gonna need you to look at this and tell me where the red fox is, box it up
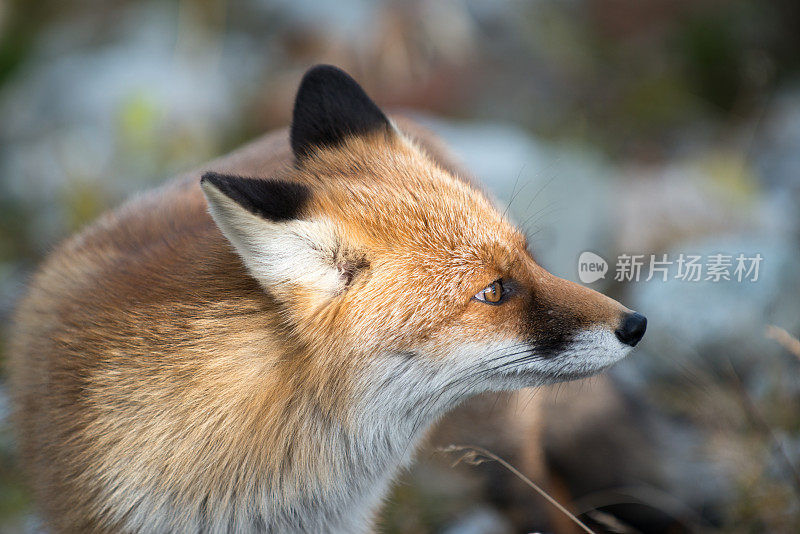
[8,65,646,533]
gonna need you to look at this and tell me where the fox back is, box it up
[8,65,646,533]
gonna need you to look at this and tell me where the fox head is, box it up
[201,65,645,422]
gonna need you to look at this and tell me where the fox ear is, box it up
[201,172,347,298]
[290,65,391,161]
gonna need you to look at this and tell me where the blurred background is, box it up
[1,0,800,532]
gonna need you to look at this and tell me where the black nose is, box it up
[615,312,647,347]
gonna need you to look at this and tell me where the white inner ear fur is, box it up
[202,181,345,298]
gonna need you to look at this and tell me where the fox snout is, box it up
[500,266,646,381]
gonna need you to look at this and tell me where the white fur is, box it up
[531,329,634,379]
[352,329,632,436]
[202,181,344,298]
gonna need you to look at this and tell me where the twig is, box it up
[765,325,800,361]
[439,444,597,534]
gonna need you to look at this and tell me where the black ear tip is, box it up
[296,65,369,99]
[290,64,390,160]
[299,64,354,85]
[200,171,222,186]
[200,172,311,222]
[200,172,237,193]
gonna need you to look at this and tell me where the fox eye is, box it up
[474,280,506,305]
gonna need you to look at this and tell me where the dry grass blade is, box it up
[585,509,640,534]
[439,444,597,534]
[765,325,800,360]
[725,358,800,498]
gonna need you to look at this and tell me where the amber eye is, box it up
[474,280,505,305]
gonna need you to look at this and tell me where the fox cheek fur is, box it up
[8,65,645,533]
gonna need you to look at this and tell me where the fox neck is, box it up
[247,350,460,533]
